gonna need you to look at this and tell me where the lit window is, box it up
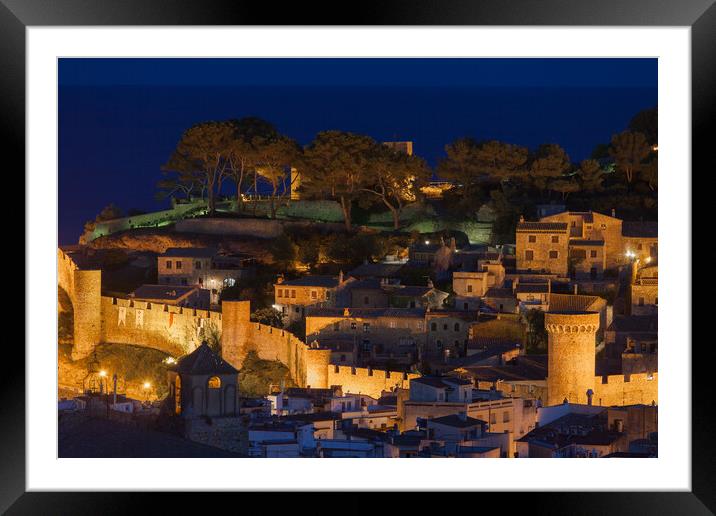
[176,261,182,270]
[363,323,370,333]
[525,250,534,261]
[528,235,536,243]
[467,284,473,293]
[549,250,559,259]
[311,290,317,300]
[166,260,172,269]
[208,376,221,389]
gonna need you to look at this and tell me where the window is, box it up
[208,376,221,389]
[590,250,598,258]
[443,323,448,331]
[467,284,473,293]
[326,291,331,300]
[311,290,317,300]
[350,322,357,330]
[363,323,370,333]
[601,224,607,229]
[166,260,172,269]
[291,290,296,298]
[295,307,300,313]
[176,261,182,269]
[528,235,537,243]
[181,278,188,286]
[490,413,497,424]
[334,322,340,331]
[277,289,283,298]
[389,320,396,328]
[431,322,437,331]
[454,323,460,332]
[551,236,559,243]
[364,296,370,306]
[503,411,511,423]
[436,340,443,348]
[525,250,534,261]
[638,297,645,306]
[195,261,202,270]
[637,243,643,250]
[549,250,559,259]
[463,302,468,310]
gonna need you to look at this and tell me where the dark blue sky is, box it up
[59,58,657,244]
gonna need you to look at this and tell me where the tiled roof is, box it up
[465,355,548,382]
[160,247,217,258]
[279,275,340,288]
[622,221,658,238]
[517,222,568,232]
[607,315,658,333]
[548,293,605,313]
[131,284,197,301]
[429,414,486,428]
[485,287,515,299]
[173,342,238,375]
[306,307,425,318]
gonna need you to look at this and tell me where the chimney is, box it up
[519,214,525,222]
[611,208,616,218]
[573,284,578,295]
[277,275,284,284]
[427,278,434,288]
[338,270,344,285]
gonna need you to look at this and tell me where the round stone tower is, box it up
[545,312,600,406]
[71,269,102,360]
[304,343,332,389]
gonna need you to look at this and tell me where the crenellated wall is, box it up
[593,372,658,406]
[101,296,222,357]
[326,365,419,399]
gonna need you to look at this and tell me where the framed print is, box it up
[5,0,712,512]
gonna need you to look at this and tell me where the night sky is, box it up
[58,58,657,244]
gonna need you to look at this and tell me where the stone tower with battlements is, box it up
[545,312,600,406]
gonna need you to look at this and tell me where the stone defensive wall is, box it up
[592,372,658,406]
[59,249,415,392]
[101,297,222,357]
[327,365,419,399]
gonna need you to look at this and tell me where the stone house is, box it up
[515,220,569,276]
[274,274,346,323]
[157,247,255,305]
[631,263,658,315]
[425,310,475,360]
[305,307,426,362]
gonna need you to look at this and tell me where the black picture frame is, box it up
[4,0,709,513]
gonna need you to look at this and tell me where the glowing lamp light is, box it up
[424,240,430,245]
[143,381,151,390]
[645,257,651,263]
[99,370,107,378]
[163,356,177,365]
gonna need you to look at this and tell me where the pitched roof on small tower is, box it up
[173,341,238,375]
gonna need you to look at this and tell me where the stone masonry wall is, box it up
[327,365,418,399]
